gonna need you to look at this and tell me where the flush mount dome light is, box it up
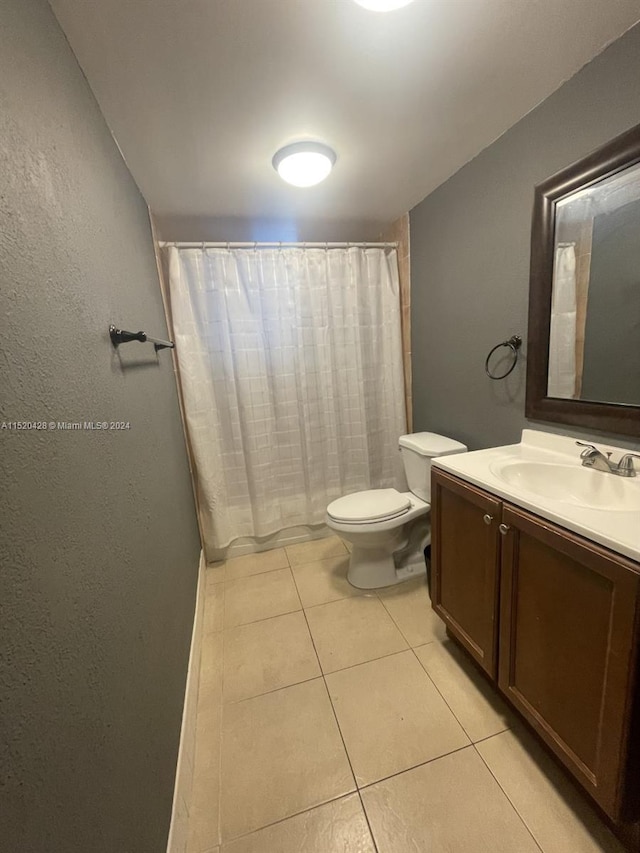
[272,142,336,188]
[353,0,414,9]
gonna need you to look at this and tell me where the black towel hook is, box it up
[109,324,174,352]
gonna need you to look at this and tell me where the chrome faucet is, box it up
[576,442,640,478]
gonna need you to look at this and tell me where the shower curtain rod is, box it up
[159,240,398,249]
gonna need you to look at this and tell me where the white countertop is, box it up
[432,429,640,563]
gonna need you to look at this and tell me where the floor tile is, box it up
[376,576,446,647]
[477,728,624,853]
[326,651,469,785]
[415,639,514,742]
[223,611,320,703]
[220,794,375,853]
[285,535,347,567]
[224,568,300,628]
[205,562,226,586]
[223,548,289,581]
[220,679,355,840]
[291,554,362,608]
[305,596,408,673]
[361,747,540,853]
[172,795,190,853]
[188,703,222,852]
[204,583,224,635]
[198,631,224,715]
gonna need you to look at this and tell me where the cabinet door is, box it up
[499,504,639,818]
[431,469,502,678]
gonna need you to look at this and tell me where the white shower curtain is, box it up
[168,246,407,557]
[547,244,577,398]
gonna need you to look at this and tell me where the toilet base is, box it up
[347,547,427,590]
[396,561,427,583]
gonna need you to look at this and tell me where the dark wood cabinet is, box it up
[431,469,501,677]
[431,468,640,829]
[499,504,639,817]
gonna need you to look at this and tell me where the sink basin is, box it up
[490,460,640,512]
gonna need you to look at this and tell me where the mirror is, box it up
[526,123,640,438]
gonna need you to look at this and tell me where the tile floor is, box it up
[187,535,624,853]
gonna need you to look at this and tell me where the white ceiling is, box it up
[50,0,640,237]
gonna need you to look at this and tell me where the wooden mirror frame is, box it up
[525,122,640,439]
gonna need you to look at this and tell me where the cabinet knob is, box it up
[483,514,493,525]
[499,523,511,535]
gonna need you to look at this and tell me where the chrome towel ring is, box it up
[485,335,522,380]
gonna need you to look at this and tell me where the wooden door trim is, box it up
[431,468,502,510]
[502,505,640,577]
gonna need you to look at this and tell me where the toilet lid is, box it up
[327,489,411,523]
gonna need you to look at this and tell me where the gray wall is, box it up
[410,22,640,451]
[0,1,201,851]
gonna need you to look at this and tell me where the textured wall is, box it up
[0,0,201,850]
[410,23,640,451]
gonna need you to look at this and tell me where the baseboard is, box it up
[210,524,333,561]
[166,550,206,853]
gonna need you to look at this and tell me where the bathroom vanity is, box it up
[430,430,640,847]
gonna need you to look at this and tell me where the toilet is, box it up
[326,432,467,589]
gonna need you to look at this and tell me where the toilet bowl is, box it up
[326,432,467,589]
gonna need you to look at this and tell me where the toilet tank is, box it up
[399,432,467,502]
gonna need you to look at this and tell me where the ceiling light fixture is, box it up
[272,142,336,188]
[353,0,415,10]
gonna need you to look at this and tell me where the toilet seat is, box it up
[327,489,411,525]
